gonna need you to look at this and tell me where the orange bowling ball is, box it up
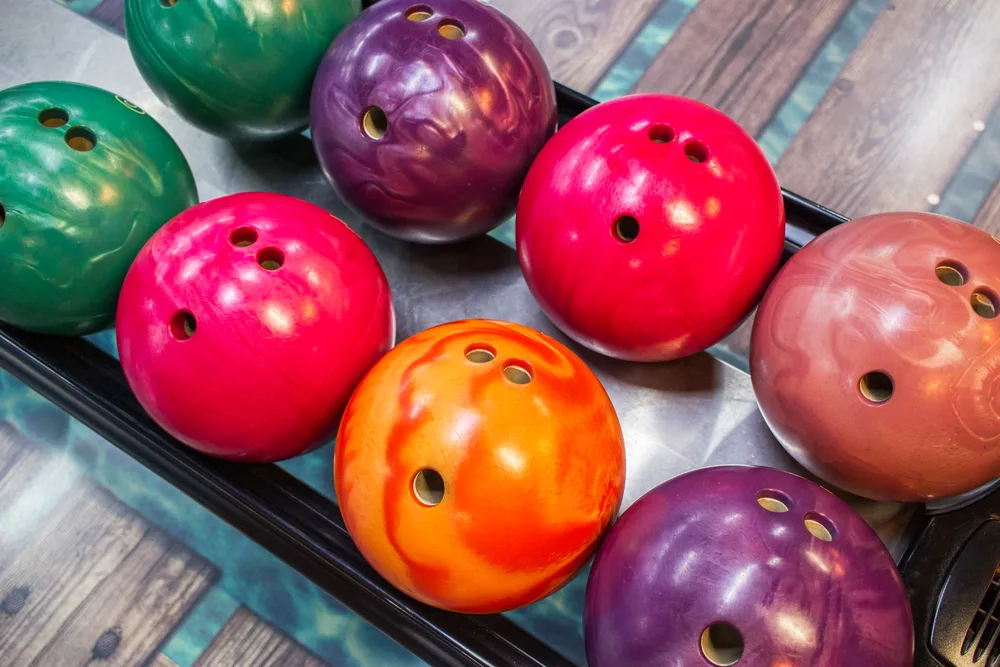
[334,319,626,613]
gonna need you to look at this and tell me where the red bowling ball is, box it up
[117,193,395,462]
[517,94,785,362]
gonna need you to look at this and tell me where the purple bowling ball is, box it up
[585,466,914,667]
[309,0,557,243]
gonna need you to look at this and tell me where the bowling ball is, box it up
[752,212,1000,502]
[125,0,359,140]
[585,466,914,667]
[335,319,625,613]
[0,81,196,336]
[117,192,394,462]
[517,94,785,362]
[310,0,557,243]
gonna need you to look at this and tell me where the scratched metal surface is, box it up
[0,1,917,661]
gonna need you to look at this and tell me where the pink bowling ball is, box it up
[116,192,395,462]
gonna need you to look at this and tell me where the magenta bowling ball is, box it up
[585,466,914,667]
[309,0,557,243]
[116,193,395,462]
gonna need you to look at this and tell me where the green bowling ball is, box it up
[125,0,361,141]
[0,81,197,336]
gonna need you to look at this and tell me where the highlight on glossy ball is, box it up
[125,0,359,139]
[516,93,785,362]
[310,0,558,242]
[117,192,395,463]
[751,212,1000,502]
[334,319,625,613]
[584,466,914,667]
[0,81,196,335]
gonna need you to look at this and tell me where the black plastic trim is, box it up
[902,489,1000,667]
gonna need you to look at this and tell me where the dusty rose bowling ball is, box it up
[751,212,1000,501]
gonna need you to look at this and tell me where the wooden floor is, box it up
[633,0,854,136]
[194,608,326,667]
[0,425,328,667]
[489,0,663,92]
[776,0,1000,219]
[977,182,1000,234]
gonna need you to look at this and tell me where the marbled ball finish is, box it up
[335,319,625,613]
[126,0,359,140]
[751,212,1000,502]
[0,81,196,335]
[516,94,785,362]
[585,466,914,667]
[310,0,557,243]
[117,193,395,462]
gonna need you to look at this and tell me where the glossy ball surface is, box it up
[0,81,196,335]
[752,212,1000,502]
[117,193,394,462]
[310,0,557,242]
[585,466,914,667]
[335,319,625,613]
[517,94,785,361]
[126,0,359,140]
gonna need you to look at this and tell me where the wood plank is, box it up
[0,480,216,666]
[489,0,662,93]
[633,0,853,136]
[0,421,22,470]
[0,449,50,566]
[0,422,46,503]
[35,530,216,666]
[0,423,66,567]
[194,607,327,667]
[776,0,1000,219]
[148,656,180,667]
[0,483,146,664]
[973,180,1000,236]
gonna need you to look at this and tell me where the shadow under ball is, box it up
[310,0,557,243]
[0,81,196,335]
[125,0,360,140]
[751,212,1000,502]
